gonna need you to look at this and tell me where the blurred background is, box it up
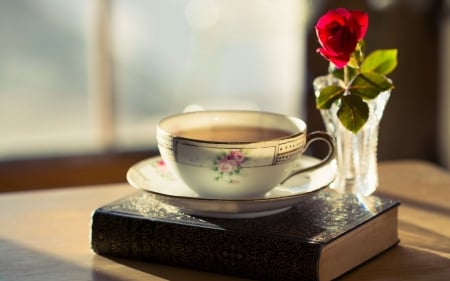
[0,0,448,190]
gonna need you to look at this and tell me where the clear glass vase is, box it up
[313,75,391,195]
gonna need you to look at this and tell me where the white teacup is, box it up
[157,110,335,199]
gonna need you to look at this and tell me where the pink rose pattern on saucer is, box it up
[151,158,176,181]
[213,150,249,184]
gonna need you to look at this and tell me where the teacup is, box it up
[157,110,335,199]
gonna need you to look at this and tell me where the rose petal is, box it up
[351,10,369,41]
[317,47,351,69]
[314,8,368,68]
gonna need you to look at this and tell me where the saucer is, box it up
[126,155,336,218]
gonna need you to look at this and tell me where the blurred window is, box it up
[0,1,92,158]
[0,0,311,160]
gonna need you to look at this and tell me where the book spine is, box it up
[91,210,321,281]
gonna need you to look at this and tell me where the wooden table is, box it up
[1,160,449,280]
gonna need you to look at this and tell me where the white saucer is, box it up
[126,155,336,218]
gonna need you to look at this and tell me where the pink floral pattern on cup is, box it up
[213,150,248,183]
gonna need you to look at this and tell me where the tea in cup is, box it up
[157,110,335,199]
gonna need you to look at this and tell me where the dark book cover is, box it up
[90,189,400,281]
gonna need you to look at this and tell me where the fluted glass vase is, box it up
[313,75,390,196]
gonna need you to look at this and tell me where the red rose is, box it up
[315,8,368,68]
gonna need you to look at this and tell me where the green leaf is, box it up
[337,95,369,133]
[347,56,360,69]
[317,85,345,109]
[361,49,398,75]
[329,64,358,82]
[348,41,365,68]
[350,72,393,99]
[329,64,344,80]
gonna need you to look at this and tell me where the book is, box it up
[90,189,400,281]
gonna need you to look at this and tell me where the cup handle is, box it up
[280,131,336,184]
